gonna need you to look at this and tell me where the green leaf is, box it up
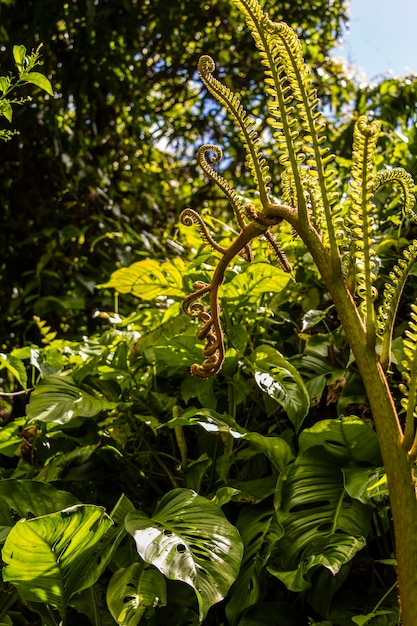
[23,71,53,95]
[0,479,79,543]
[343,466,386,504]
[12,45,26,74]
[0,352,27,389]
[99,258,186,299]
[125,488,244,622]
[226,505,283,624]
[222,262,290,300]
[271,448,372,591]
[166,407,294,471]
[250,345,310,431]
[0,101,13,123]
[2,505,113,613]
[0,416,26,456]
[26,374,118,427]
[107,563,167,625]
[299,416,382,465]
[0,76,9,94]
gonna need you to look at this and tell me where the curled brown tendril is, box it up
[182,280,225,378]
[197,144,253,261]
[180,208,227,255]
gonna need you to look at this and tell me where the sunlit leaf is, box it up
[125,488,243,622]
[26,374,118,427]
[12,45,26,74]
[2,505,113,613]
[0,352,27,389]
[250,345,310,431]
[23,71,53,95]
[99,258,186,300]
[222,262,290,300]
[0,479,79,543]
[107,562,167,625]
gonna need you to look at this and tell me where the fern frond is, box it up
[197,145,246,230]
[344,116,381,342]
[180,208,227,255]
[399,303,417,451]
[264,231,292,272]
[373,167,417,221]
[262,17,339,254]
[231,0,308,223]
[377,239,417,370]
[198,55,271,204]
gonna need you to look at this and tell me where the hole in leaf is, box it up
[325,439,345,448]
[123,596,136,604]
[177,543,186,553]
[290,500,329,513]
[9,508,21,523]
[317,522,332,532]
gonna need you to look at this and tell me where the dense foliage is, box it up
[1,0,417,624]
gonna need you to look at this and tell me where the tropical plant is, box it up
[0,44,52,141]
[178,0,417,623]
[1,1,417,625]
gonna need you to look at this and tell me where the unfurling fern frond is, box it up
[373,167,417,221]
[231,0,308,222]
[198,55,271,203]
[196,144,253,261]
[343,116,381,340]
[377,240,417,370]
[399,304,417,453]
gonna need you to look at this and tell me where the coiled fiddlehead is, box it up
[198,55,271,205]
[197,144,253,261]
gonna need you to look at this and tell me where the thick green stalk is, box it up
[308,234,417,626]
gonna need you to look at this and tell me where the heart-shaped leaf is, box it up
[125,488,243,622]
[2,505,113,615]
[106,562,167,625]
[26,374,117,427]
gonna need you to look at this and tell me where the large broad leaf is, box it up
[26,374,118,427]
[222,262,290,301]
[299,416,382,465]
[125,488,244,623]
[166,407,294,471]
[270,448,372,592]
[2,505,113,614]
[106,562,167,625]
[250,345,310,431]
[0,479,79,543]
[99,258,186,299]
[225,505,283,625]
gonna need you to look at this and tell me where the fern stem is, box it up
[403,350,417,453]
